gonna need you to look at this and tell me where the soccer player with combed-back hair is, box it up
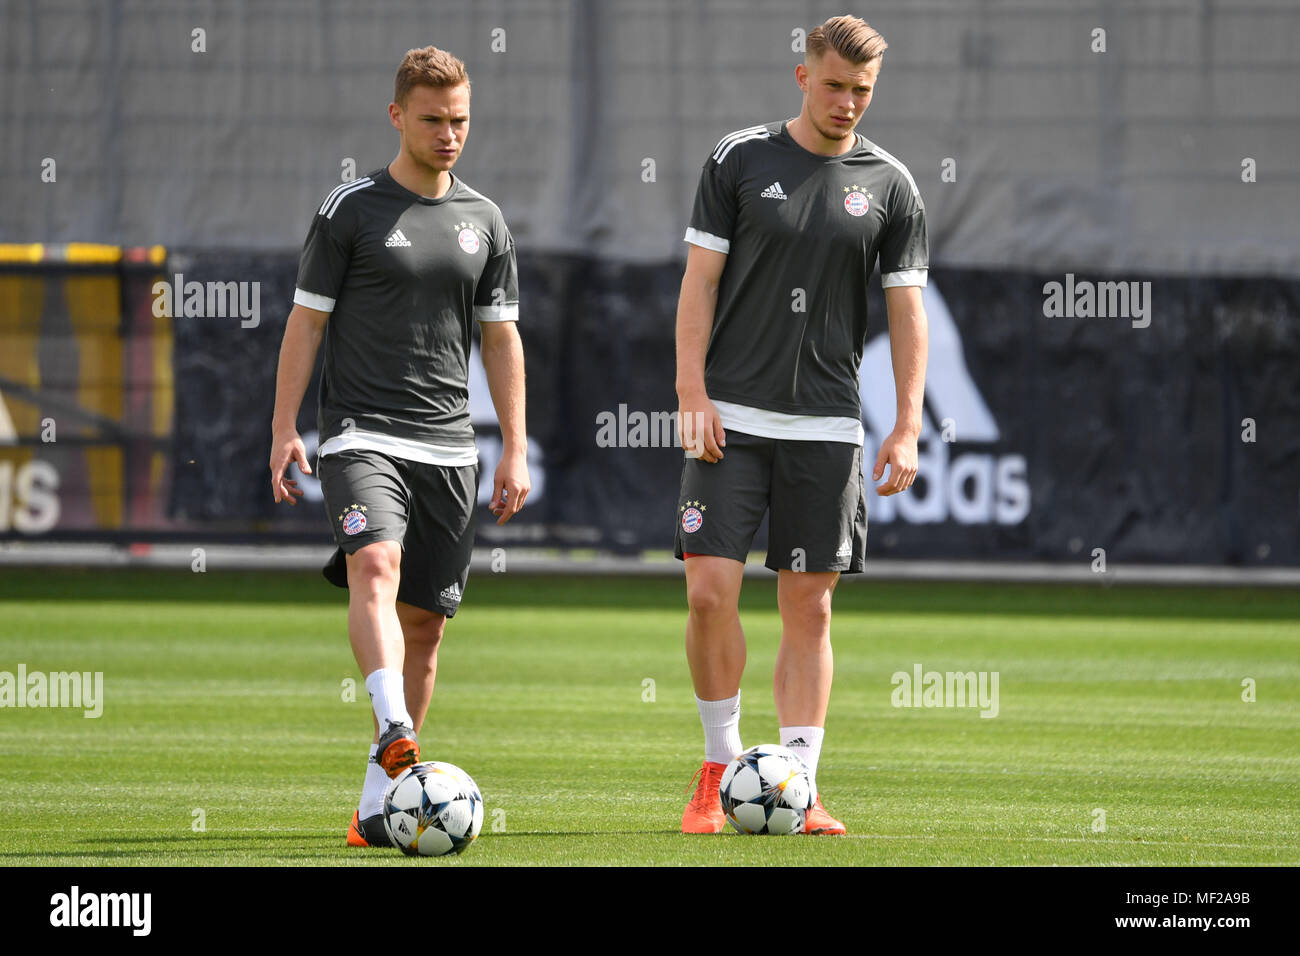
[675,15,929,835]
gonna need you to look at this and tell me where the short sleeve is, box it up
[684,151,738,255]
[879,188,928,288]
[474,217,519,323]
[293,198,354,313]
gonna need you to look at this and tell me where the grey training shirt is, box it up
[685,120,928,421]
[294,166,519,451]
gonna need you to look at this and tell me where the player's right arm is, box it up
[269,303,329,505]
[675,244,728,463]
[273,183,355,503]
[678,131,743,464]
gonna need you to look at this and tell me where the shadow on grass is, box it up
[0,828,686,860]
[479,829,682,837]
[3,569,1297,620]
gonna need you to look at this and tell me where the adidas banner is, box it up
[3,251,1297,566]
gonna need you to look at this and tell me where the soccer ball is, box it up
[719,744,814,835]
[383,761,484,856]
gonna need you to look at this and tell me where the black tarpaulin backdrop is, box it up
[167,250,1300,565]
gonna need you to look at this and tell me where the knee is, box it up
[686,579,737,622]
[403,611,446,655]
[779,586,833,635]
[346,543,401,596]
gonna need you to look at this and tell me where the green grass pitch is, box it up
[1,568,1296,866]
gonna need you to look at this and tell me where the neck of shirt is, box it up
[783,120,864,161]
[384,164,458,204]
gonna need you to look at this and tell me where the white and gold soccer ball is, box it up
[383,761,484,856]
[719,744,814,834]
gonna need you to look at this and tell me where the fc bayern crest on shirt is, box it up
[843,184,872,217]
[339,503,368,536]
[679,499,707,534]
[454,221,482,254]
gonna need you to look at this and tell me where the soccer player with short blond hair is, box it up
[675,15,929,834]
[269,46,529,847]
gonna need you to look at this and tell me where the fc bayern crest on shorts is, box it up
[455,222,481,254]
[680,500,705,534]
[843,185,870,217]
[339,503,368,536]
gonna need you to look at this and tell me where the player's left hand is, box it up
[873,428,919,496]
[490,449,531,525]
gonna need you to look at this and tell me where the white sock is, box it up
[364,668,412,731]
[781,725,825,795]
[359,745,390,819]
[696,692,742,765]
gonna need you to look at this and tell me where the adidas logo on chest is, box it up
[385,228,412,247]
[760,181,788,200]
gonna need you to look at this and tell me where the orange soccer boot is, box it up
[803,793,847,835]
[682,761,729,833]
[375,720,420,779]
[346,809,391,847]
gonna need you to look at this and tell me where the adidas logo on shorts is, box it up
[385,228,412,247]
[760,181,788,200]
[439,582,463,606]
[836,539,853,559]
